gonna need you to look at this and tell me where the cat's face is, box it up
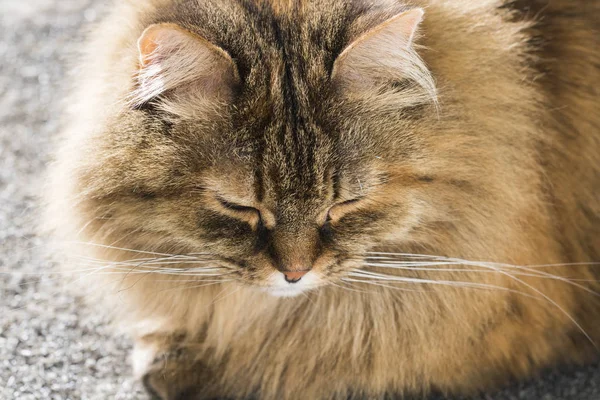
[76,8,438,296]
[180,120,416,296]
[189,153,384,296]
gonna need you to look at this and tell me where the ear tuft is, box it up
[130,23,238,108]
[332,8,436,105]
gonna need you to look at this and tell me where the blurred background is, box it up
[0,1,598,399]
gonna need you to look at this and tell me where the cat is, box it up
[46,0,600,399]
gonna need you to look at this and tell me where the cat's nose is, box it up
[283,270,309,283]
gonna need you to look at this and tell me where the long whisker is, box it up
[467,263,598,349]
[156,280,233,293]
[343,277,431,293]
[63,241,193,257]
[363,262,498,273]
[362,260,600,296]
[210,285,241,306]
[8,262,129,312]
[347,271,539,297]
[354,263,597,349]
[328,280,371,294]
[4,257,231,289]
[366,252,600,268]
[449,259,600,298]
[70,262,227,274]
[364,253,600,296]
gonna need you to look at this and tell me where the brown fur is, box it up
[47,0,600,398]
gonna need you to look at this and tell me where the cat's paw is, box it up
[134,340,211,400]
[142,350,204,400]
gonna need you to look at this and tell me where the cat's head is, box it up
[71,5,448,297]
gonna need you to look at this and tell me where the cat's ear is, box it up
[131,23,238,107]
[332,8,433,94]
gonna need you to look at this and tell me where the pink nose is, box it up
[283,270,309,283]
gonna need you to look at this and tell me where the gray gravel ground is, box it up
[0,1,598,399]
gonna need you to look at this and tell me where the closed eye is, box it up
[215,196,262,226]
[326,197,365,223]
[217,197,258,213]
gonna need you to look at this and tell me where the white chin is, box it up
[262,271,320,297]
[266,286,307,298]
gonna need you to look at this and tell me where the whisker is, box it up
[342,278,429,293]
[366,252,447,259]
[71,254,211,265]
[468,263,598,349]
[363,262,496,273]
[300,291,317,306]
[362,261,600,295]
[64,241,193,257]
[155,280,233,293]
[8,262,125,311]
[362,253,600,296]
[366,251,600,268]
[72,261,224,272]
[328,281,370,294]
[210,285,241,306]
[429,257,600,298]
[353,265,597,349]
[348,271,541,299]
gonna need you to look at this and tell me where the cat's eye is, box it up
[216,197,262,227]
[325,198,363,224]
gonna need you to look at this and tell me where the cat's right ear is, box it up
[331,8,436,102]
[131,23,239,107]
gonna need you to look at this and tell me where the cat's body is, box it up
[48,0,599,399]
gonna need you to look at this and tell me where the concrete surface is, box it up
[0,1,598,399]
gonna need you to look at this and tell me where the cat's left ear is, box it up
[332,8,429,89]
[131,23,239,107]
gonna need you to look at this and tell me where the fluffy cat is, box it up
[47,0,599,399]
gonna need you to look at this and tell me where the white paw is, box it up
[131,341,159,378]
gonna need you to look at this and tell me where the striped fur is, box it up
[47,0,599,399]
